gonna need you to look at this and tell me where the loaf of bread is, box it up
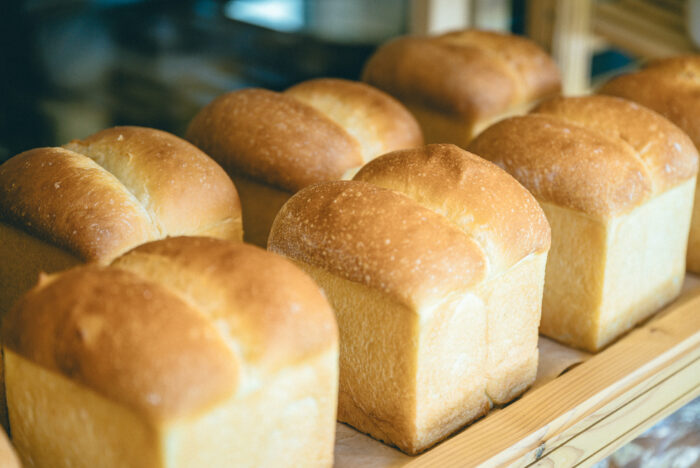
[470,95,698,351]
[3,237,338,468]
[362,29,561,147]
[600,56,700,272]
[269,144,550,454]
[0,126,243,318]
[185,78,423,246]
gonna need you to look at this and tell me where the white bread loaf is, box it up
[0,126,243,430]
[268,145,550,454]
[470,95,699,351]
[0,126,243,318]
[185,78,423,246]
[362,29,561,147]
[3,237,338,468]
[600,56,700,272]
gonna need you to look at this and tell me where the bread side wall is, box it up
[6,351,162,468]
[479,252,547,404]
[538,203,608,350]
[163,348,338,468]
[291,261,421,454]
[597,178,695,349]
[413,291,489,453]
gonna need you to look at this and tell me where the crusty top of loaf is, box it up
[354,144,550,277]
[285,78,423,162]
[3,237,336,421]
[186,81,423,192]
[0,126,242,262]
[268,180,486,309]
[469,95,698,218]
[600,56,700,148]
[361,29,561,121]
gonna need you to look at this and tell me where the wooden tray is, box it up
[335,276,700,467]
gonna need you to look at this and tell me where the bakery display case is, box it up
[0,1,698,467]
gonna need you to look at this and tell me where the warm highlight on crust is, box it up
[185,88,364,192]
[533,95,698,193]
[353,144,550,275]
[186,80,424,193]
[0,147,157,262]
[285,78,424,162]
[3,237,337,422]
[362,30,561,121]
[63,126,242,239]
[0,126,243,262]
[469,96,699,218]
[600,56,700,148]
[114,237,338,370]
[3,265,239,421]
[268,180,487,309]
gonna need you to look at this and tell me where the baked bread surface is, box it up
[0,126,243,262]
[4,237,338,467]
[361,29,561,145]
[186,79,423,193]
[469,95,698,350]
[600,56,700,271]
[269,147,550,453]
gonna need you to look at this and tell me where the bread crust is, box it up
[186,80,424,192]
[353,144,550,275]
[3,238,337,421]
[600,56,700,148]
[186,88,364,192]
[362,30,561,122]
[285,78,423,161]
[268,180,487,309]
[0,127,243,262]
[469,96,698,217]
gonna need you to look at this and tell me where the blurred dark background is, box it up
[0,0,638,163]
[0,0,411,163]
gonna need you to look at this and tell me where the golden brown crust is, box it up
[469,96,698,217]
[361,30,561,121]
[533,95,698,194]
[435,30,561,102]
[185,88,364,192]
[63,126,242,240]
[599,56,700,148]
[0,147,157,261]
[0,126,243,262]
[3,266,238,421]
[114,237,337,369]
[353,144,550,275]
[3,237,337,422]
[285,78,423,161]
[268,180,487,308]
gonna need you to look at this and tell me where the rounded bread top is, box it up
[186,80,422,192]
[186,88,363,192]
[268,180,487,310]
[3,237,336,421]
[354,144,550,276]
[285,78,423,162]
[361,29,561,120]
[469,95,698,218]
[0,126,242,262]
[600,56,700,148]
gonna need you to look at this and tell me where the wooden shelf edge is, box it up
[532,357,700,466]
[404,292,700,468]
